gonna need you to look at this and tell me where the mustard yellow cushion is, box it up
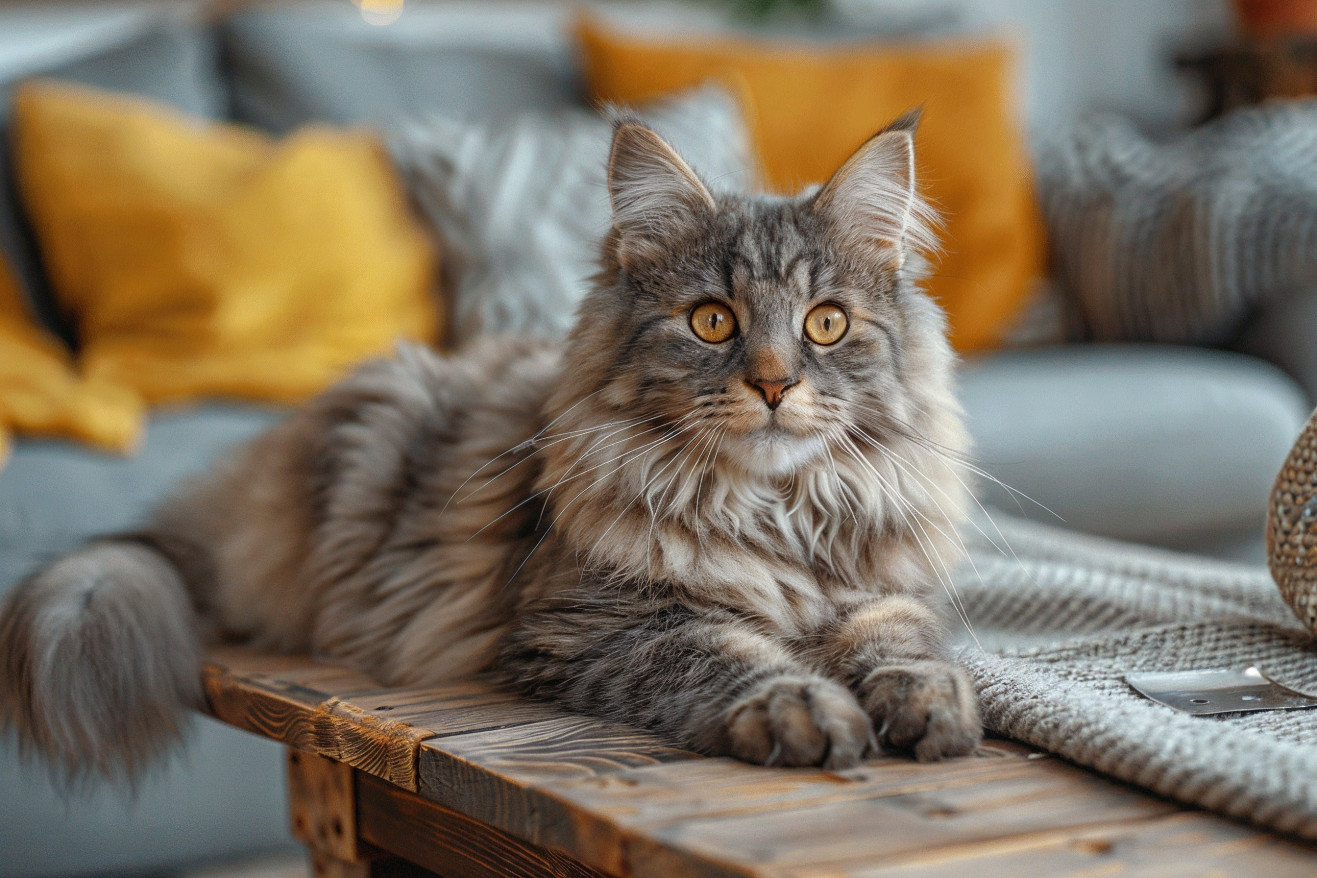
[576,16,1046,353]
[0,252,142,462]
[13,81,439,405]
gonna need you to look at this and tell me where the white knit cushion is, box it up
[388,86,755,343]
[957,514,1317,840]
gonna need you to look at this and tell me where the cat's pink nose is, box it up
[746,376,798,410]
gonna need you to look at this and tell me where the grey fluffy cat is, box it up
[0,113,980,782]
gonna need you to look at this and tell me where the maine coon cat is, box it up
[0,111,981,782]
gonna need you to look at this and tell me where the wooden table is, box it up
[200,647,1317,878]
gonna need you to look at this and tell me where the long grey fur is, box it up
[0,114,981,783]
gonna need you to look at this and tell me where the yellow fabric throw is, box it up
[576,16,1046,353]
[13,81,439,405]
[0,253,142,464]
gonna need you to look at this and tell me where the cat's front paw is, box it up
[723,675,871,769]
[861,660,981,761]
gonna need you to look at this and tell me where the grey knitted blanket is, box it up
[1037,102,1317,345]
[955,515,1317,839]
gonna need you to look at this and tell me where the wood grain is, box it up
[415,714,701,855]
[357,770,613,878]
[845,811,1317,877]
[627,763,1180,872]
[288,749,362,863]
[200,650,1317,878]
[204,650,433,791]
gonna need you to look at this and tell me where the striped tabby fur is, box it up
[0,112,980,782]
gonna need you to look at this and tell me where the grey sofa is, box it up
[0,2,1311,876]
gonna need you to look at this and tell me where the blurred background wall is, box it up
[0,0,1241,136]
[951,0,1232,130]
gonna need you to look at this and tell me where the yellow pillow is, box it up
[576,16,1045,353]
[0,252,142,463]
[13,81,439,405]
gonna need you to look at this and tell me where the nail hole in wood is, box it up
[333,817,344,837]
[1072,838,1115,856]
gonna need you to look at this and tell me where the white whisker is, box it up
[439,387,609,514]
[838,436,979,647]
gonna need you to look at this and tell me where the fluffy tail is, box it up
[0,538,203,784]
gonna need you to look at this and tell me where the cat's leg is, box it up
[805,595,980,761]
[502,595,873,769]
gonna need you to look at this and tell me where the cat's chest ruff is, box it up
[607,473,903,632]
[670,514,911,615]
[543,421,947,630]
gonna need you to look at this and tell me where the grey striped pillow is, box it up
[1038,102,1317,344]
[388,86,755,344]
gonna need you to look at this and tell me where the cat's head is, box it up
[558,112,961,481]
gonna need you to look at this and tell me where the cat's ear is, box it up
[607,120,715,268]
[812,110,938,270]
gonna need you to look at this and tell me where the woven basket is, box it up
[1267,405,1317,635]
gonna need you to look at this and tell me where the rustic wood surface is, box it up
[201,647,1317,878]
[287,749,362,865]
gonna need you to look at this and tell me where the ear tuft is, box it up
[812,111,939,270]
[883,106,923,136]
[607,120,715,268]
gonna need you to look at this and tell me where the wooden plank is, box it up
[422,736,1317,878]
[532,752,1150,877]
[200,651,1317,878]
[633,766,1180,873]
[543,741,1034,830]
[414,713,704,874]
[207,646,380,693]
[840,811,1317,877]
[202,651,433,791]
[416,738,1032,877]
[350,681,573,739]
[531,746,1041,877]
[288,749,363,863]
[203,657,327,745]
[286,746,440,878]
[428,714,700,784]
[356,770,615,878]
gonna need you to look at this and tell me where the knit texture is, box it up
[1037,102,1317,344]
[957,515,1317,839]
[388,85,753,343]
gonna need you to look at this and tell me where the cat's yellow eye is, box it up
[805,304,849,345]
[690,302,737,343]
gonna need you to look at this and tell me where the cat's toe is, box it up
[724,675,870,769]
[862,660,981,761]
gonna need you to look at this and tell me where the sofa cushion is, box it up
[0,8,223,344]
[0,402,287,877]
[389,85,754,343]
[1038,104,1317,347]
[0,716,293,878]
[576,14,1046,355]
[0,404,282,590]
[0,251,142,459]
[221,1,582,133]
[13,81,439,407]
[1236,286,1317,406]
[959,344,1310,559]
